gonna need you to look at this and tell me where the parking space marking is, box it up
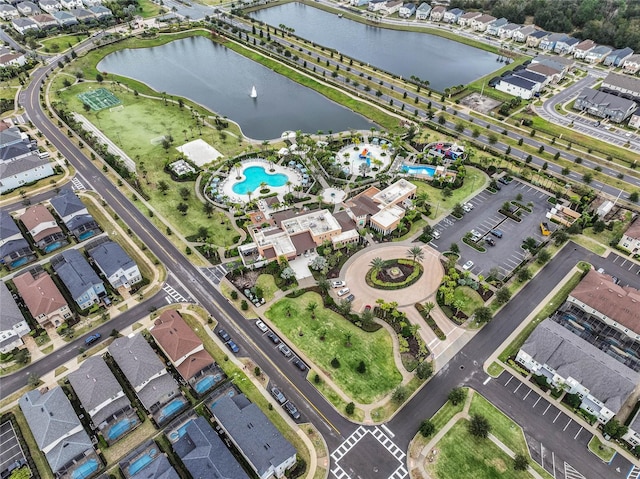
[523,390,532,401]
[628,465,640,479]
[553,411,562,423]
[513,383,522,393]
[574,427,583,440]
[563,418,572,431]
[533,396,541,408]
[543,404,551,415]
[564,462,586,479]
[504,376,513,387]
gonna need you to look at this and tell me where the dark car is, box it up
[346,294,355,302]
[267,332,281,344]
[85,333,101,345]
[284,401,301,420]
[292,357,307,372]
[217,329,230,342]
[226,340,239,353]
[498,176,511,185]
[271,387,286,405]
[485,237,496,246]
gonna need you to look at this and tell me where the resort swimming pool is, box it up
[232,166,288,195]
[106,418,134,441]
[128,449,157,476]
[157,398,187,423]
[402,165,436,177]
[71,459,99,479]
[194,374,222,394]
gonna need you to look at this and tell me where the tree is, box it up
[450,242,459,254]
[438,114,446,125]
[452,203,465,217]
[514,453,529,471]
[474,306,493,323]
[306,301,318,319]
[416,361,433,380]
[392,385,409,403]
[27,372,40,387]
[158,180,169,195]
[583,172,593,184]
[281,267,295,280]
[179,187,190,200]
[468,414,491,438]
[369,257,385,273]
[448,387,466,405]
[629,191,639,203]
[496,287,511,304]
[356,360,366,374]
[603,418,628,439]
[345,402,355,415]
[177,202,189,215]
[203,202,214,218]
[536,249,551,264]
[338,299,352,316]
[419,419,435,438]
[96,73,104,83]
[331,357,340,368]
[309,255,328,272]
[406,246,425,263]
[317,276,330,293]
[523,237,538,251]
[517,268,532,282]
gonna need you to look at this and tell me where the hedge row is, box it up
[463,236,486,252]
[366,259,423,290]
[498,208,522,222]
[415,303,446,340]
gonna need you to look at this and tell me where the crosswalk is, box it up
[628,465,640,479]
[564,462,586,479]
[201,264,227,285]
[330,426,407,479]
[162,284,188,304]
[71,176,86,191]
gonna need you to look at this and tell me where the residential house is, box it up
[471,14,496,31]
[604,47,634,67]
[19,387,96,475]
[150,309,215,384]
[19,204,67,253]
[86,238,141,290]
[38,0,59,12]
[585,45,613,64]
[0,152,54,194]
[623,408,640,448]
[0,4,19,19]
[88,4,109,17]
[51,249,106,310]
[81,0,101,6]
[0,281,28,354]
[512,25,535,43]
[531,53,575,74]
[619,219,640,256]
[516,319,640,424]
[13,268,72,327]
[526,62,563,84]
[629,111,640,129]
[60,0,82,7]
[539,32,565,51]
[486,17,508,36]
[429,5,446,21]
[50,188,101,242]
[442,7,463,23]
[553,36,579,55]
[495,76,536,99]
[0,211,35,269]
[511,69,547,91]
[573,39,596,59]
[622,54,640,74]
[32,13,57,28]
[173,417,250,479]
[498,23,521,39]
[0,123,27,149]
[120,443,179,479]
[526,30,549,48]
[367,0,386,12]
[52,9,76,24]
[68,356,133,433]
[573,88,637,123]
[69,7,93,20]
[0,48,27,67]
[457,10,480,27]
[108,333,181,413]
[415,2,430,20]
[210,394,297,479]
[10,17,38,34]
[380,0,402,16]
[16,1,40,15]
[602,72,640,99]
[349,0,370,6]
[398,2,415,18]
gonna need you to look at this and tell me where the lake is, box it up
[97,36,375,140]
[250,2,501,91]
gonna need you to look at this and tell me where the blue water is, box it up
[402,165,436,177]
[194,374,221,394]
[10,257,29,268]
[44,241,63,253]
[107,418,133,441]
[169,420,193,441]
[128,454,154,476]
[79,230,95,241]
[210,389,237,408]
[232,166,288,195]
[158,398,186,422]
[72,459,99,479]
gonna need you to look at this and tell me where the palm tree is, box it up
[203,202,214,218]
[369,257,385,274]
[234,162,242,179]
[317,276,330,293]
[406,246,425,263]
[306,302,318,319]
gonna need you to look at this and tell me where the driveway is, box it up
[430,180,554,279]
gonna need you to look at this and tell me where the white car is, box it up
[432,231,441,240]
[337,287,350,297]
[463,203,474,212]
[255,319,268,332]
[470,229,482,240]
[331,280,346,288]
[462,260,474,270]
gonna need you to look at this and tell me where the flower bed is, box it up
[366,259,423,290]
[415,303,446,340]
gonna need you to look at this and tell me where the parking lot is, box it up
[430,180,554,279]
[0,420,26,478]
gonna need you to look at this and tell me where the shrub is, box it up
[331,357,340,368]
[419,419,435,437]
[313,373,321,384]
[230,290,238,300]
[345,402,355,415]
[514,453,529,471]
[356,361,366,374]
[240,300,248,311]
[392,385,409,403]
[416,361,433,380]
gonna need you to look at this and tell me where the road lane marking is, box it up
[483,376,491,385]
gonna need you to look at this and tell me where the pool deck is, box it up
[336,143,391,177]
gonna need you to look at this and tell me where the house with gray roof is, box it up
[68,356,133,431]
[0,4,19,19]
[51,9,75,24]
[19,387,96,475]
[0,281,28,354]
[38,0,59,12]
[512,25,535,43]
[573,87,637,123]
[486,17,508,36]
[604,47,634,67]
[442,7,463,23]
[88,5,109,17]
[585,45,613,64]
[130,454,178,479]
[516,319,640,423]
[210,394,296,479]
[526,29,549,48]
[0,152,54,194]
[512,69,548,91]
[69,7,94,21]
[602,71,640,99]
[120,442,179,479]
[108,333,180,413]
[173,417,249,479]
[16,1,40,15]
[86,238,141,290]
[50,188,100,241]
[553,36,579,55]
[0,211,35,269]
[623,406,640,447]
[0,125,24,149]
[623,54,640,74]
[11,16,38,34]
[51,249,106,310]
[495,75,537,99]
[415,2,430,20]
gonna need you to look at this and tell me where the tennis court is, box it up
[0,420,27,477]
[77,88,121,111]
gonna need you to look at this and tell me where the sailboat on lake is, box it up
[250,85,257,98]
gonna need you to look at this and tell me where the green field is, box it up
[265,292,402,403]
[469,393,527,454]
[39,34,88,53]
[453,286,484,316]
[255,274,279,302]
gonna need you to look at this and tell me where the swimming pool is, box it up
[210,389,237,408]
[106,418,134,441]
[128,449,157,476]
[402,165,436,177]
[10,257,29,269]
[157,398,187,423]
[194,374,221,394]
[232,166,288,195]
[169,419,193,442]
[43,241,64,253]
[71,459,99,479]
[78,230,96,241]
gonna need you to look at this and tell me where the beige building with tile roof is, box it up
[13,268,72,327]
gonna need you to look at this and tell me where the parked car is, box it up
[470,229,482,240]
[226,340,239,353]
[255,319,268,332]
[432,230,441,240]
[292,357,307,371]
[490,229,503,238]
[284,401,301,420]
[485,237,496,246]
[463,202,474,212]
[267,332,281,344]
[345,294,355,302]
[278,344,292,357]
[498,176,511,185]
[271,387,286,405]
[462,260,474,270]
[331,280,346,288]
[364,304,372,312]
[337,287,350,297]
[217,329,230,342]
[85,333,101,345]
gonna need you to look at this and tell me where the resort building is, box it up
[209,394,296,479]
[19,204,67,253]
[0,211,35,269]
[86,238,141,290]
[13,267,72,327]
[51,249,106,310]
[516,319,640,424]
[619,219,640,254]
[50,188,100,242]
[573,88,637,123]
[0,281,28,354]
[344,179,416,235]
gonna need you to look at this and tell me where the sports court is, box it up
[77,88,121,111]
[0,420,27,476]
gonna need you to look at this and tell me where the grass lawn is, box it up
[137,0,163,17]
[487,362,504,377]
[453,286,484,316]
[411,166,488,219]
[265,292,402,403]
[39,34,88,53]
[582,217,630,248]
[469,393,527,455]
[587,435,616,462]
[13,408,54,479]
[102,419,157,464]
[256,274,279,302]
[569,235,607,256]
[308,371,365,422]
[426,420,534,479]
